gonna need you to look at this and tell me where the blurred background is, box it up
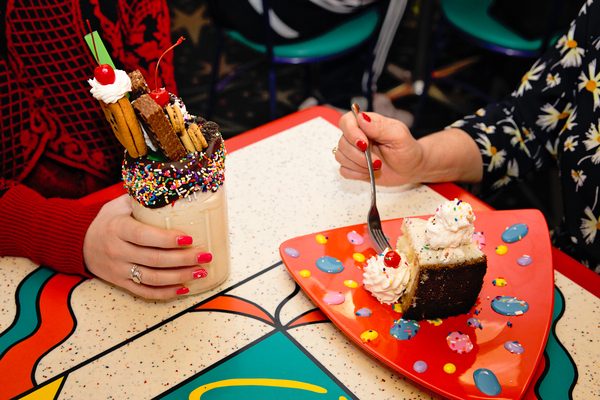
[168,0,583,228]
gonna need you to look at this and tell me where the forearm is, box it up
[417,128,483,183]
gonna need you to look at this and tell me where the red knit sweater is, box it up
[0,0,175,276]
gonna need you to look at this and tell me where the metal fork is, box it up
[351,103,391,253]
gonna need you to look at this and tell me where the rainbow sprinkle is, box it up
[122,139,226,208]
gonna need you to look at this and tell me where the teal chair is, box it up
[439,0,561,58]
[207,1,383,119]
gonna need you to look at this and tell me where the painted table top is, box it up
[0,106,598,399]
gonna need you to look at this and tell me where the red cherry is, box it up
[149,88,170,107]
[383,250,401,268]
[94,64,116,85]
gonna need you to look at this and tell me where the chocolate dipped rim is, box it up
[122,135,225,208]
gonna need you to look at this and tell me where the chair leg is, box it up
[268,62,277,120]
[207,28,224,119]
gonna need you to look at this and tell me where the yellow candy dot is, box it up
[427,318,443,326]
[315,234,328,244]
[298,269,311,278]
[353,252,366,263]
[493,277,507,287]
[339,397,348,400]
[392,303,403,313]
[344,280,358,288]
[360,329,379,343]
[443,363,456,374]
[495,245,508,255]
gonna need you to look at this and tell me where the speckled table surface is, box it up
[0,107,598,400]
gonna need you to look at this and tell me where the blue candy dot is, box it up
[315,256,344,274]
[390,319,420,340]
[473,368,502,396]
[502,223,529,243]
[491,296,529,316]
[413,360,428,373]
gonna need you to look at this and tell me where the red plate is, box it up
[280,209,553,400]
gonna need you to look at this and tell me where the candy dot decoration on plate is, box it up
[343,280,358,288]
[323,291,345,305]
[443,363,456,374]
[446,331,474,354]
[284,247,300,258]
[427,318,443,326]
[492,277,507,287]
[491,296,529,316]
[390,319,420,340]
[473,368,502,396]
[355,307,372,317]
[347,230,364,245]
[352,252,366,263]
[315,256,344,273]
[517,254,533,266]
[495,245,508,255]
[360,329,378,343]
[467,317,483,330]
[298,269,311,278]
[413,360,428,373]
[315,234,328,244]
[502,223,529,243]
[504,340,525,354]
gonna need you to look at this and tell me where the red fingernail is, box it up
[373,159,382,170]
[356,140,368,152]
[193,268,208,279]
[361,112,371,122]
[197,252,213,263]
[176,287,189,295]
[177,235,193,246]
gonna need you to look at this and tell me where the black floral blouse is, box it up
[453,0,600,272]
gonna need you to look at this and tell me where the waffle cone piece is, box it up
[133,94,186,161]
[100,98,147,158]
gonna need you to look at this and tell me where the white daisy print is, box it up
[571,169,587,191]
[545,138,559,158]
[583,121,600,163]
[556,25,585,68]
[578,59,600,110]
[475,108,486,117]
[580,207,599,244]
[447,119,466,129]
[492,159,519,190]
[560,108,578,135]
[502,123,532,156]
[564,135,579,152]
[475,134,506,172]
[514,60,546,97]
[536,102,574,131]
[545,72,561,88]
[474,122,495,134]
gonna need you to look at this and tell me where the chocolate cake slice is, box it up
[396,218,487,320]
[133,94,186,161]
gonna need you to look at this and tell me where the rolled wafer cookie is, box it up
[100,98,147,157]
[187,122,208,149]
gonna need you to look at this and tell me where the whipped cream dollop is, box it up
[362,251,411,304]
[88,69,131,104]
[425,198,475,249]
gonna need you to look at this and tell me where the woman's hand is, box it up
[335,111,425,186]
[335,111,483,185]
[83,195,212,300]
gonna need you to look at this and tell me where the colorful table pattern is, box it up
[0,107,598,399]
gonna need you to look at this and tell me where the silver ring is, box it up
[332,146,338,155]
[130,264,142,284]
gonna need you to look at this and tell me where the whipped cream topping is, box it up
[88,69,131,104]
[425,198,475,249]
[362,251,411,305]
